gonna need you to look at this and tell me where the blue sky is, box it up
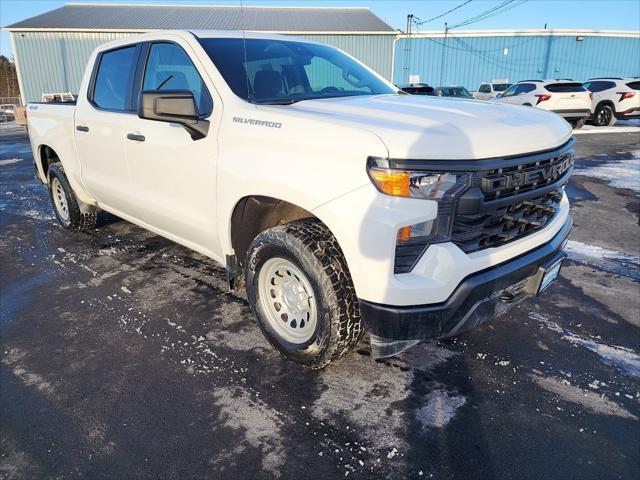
[2,0,639,58]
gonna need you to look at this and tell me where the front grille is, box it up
[452,147,574,253]
[481,152,573,201]
[452,189,563,253]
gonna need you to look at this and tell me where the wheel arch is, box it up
[595,99,615,112]
[226,195,349,288]
[36,144,60,182]
[229,195,317,268]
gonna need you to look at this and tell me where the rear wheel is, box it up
[245,220,363,369]
[48,163,96,231]
[592,104,616,127]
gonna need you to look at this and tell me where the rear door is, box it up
[120,40,221,255]
[75,43,141,212]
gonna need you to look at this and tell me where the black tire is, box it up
[569,118,586,130]
[592,104,616,127]
[48,163,97,231]
[245,219,363,369]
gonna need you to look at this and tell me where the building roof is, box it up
[398,29,639,39]
[4,3,396,34]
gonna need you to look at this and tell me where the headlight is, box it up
[367,157,471,274]
[368,169,470,200]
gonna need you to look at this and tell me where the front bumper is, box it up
[360,216,572,341]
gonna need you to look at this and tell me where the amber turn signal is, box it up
[369,169,411,197]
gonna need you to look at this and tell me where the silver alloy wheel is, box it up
[258,257,318,344]
[51,177,70,222]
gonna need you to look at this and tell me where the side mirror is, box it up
[495,93,503,98]
[139,90,209,140]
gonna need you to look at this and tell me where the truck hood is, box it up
[290,94,573,159]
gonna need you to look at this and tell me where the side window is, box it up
[501,84,518,97]
[143,42,213,117]
[516,83,536,95]
[585,81,610,93]
[93,46,139,111]
[479,84,490,93]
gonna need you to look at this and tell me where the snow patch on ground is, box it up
[312,342,458,453]
[564,240,640,280]
[530,373,637,420]
[573,153,640,193]
[565,240,640,265]
[415,390,466,429]
[0,158,23,166]
[210,387,285,478]
[529,311,640,377]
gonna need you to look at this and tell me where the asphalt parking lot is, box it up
[1,123,639,480]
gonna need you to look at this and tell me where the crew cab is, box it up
[27,31,574,368]
[491,80,592,129]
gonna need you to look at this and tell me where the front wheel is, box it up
[245,220,363,369]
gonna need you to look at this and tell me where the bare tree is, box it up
[0,55,20,102]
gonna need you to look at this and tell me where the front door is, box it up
[121,41,221,256]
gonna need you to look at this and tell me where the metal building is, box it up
[394,29,640,89]
[4,3,397,104]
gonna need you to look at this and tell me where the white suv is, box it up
[473,82,512,100]
[583,77,640,126]
[491,80,592,128]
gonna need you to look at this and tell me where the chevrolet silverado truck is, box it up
[27,31,574,368]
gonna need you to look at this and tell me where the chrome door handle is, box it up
[76,125,89,132]
[126,133,145,142]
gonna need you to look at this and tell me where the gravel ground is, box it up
[1,123,639,480]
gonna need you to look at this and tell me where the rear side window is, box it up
[584,81,615,92]
[627,81,640,91]
[545,82,586,93]
[143,42,213,117]
[93,46,139,111]
[479,84,491,93]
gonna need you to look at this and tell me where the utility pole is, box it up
[439,22,448,86]
[403,14,414,84]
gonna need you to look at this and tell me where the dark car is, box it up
[398,83,436,96]
[435,86,474,98]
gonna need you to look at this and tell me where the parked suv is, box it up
[26,31,574,368]
[583,77,640,126]
[473,82,512,100]
[491,80,592,128]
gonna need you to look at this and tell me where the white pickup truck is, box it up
[27,31,574,368]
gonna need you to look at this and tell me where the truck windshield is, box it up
[197,38,397,104]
